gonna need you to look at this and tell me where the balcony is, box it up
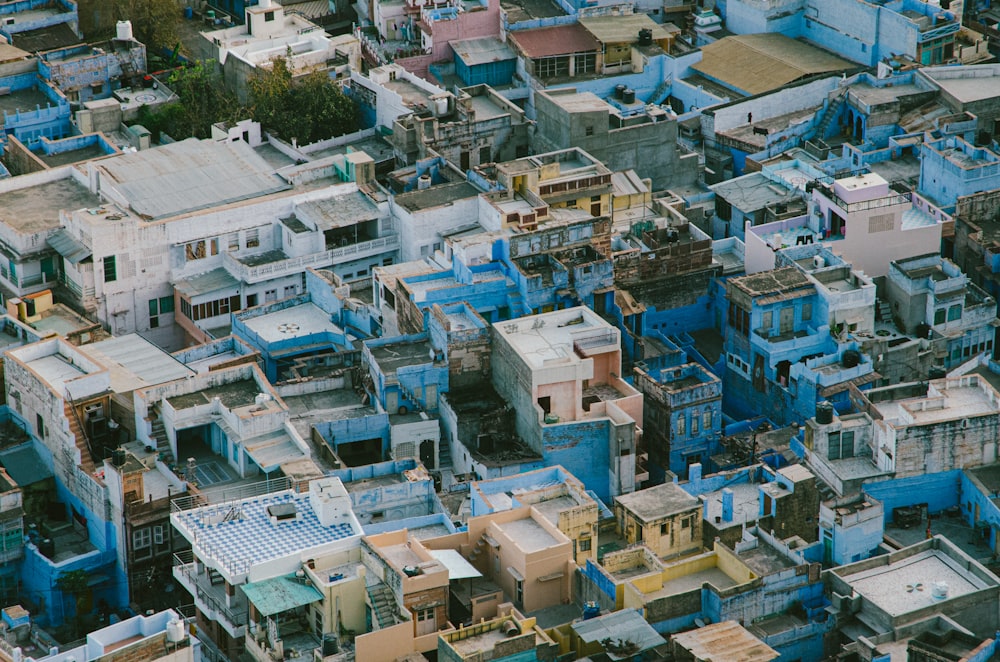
[830,191,910,215]
[223,236,399,284]
[173,551,248,638]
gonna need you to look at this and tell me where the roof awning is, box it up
[48,229,92,265]
[244,429,308,473]
[430,549,482,580]
[243,575,323,617]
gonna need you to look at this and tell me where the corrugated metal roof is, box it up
[296,191,380,231]
[48,228,91,265]
[509,23,599,59]
[243,574,324,616]
[692,34,853,96]
[451,37,516,67]
[97,139,291,221]
[572,610,665,660]
[173,268,240,298]
[579,14,677,44]
[80,334,195,392]
[671,621,779,662]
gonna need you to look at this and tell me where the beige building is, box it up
[614,482,702,560]
[424,506,576,614]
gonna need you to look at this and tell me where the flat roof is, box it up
[579,14,676,44]
[670,621,778,661]
[616,482,699,522]
[497,517,560,553]
[509,23,599,59]
[709,172,794,211]
[0,176,100,234]
[922,65,1000,104]
[729,267,812,298]
[241,302,344,345]
[11,22,81,52]
[703,482,763,529]
[28,354,90,394]
[493,306,616,371]
[692,34,853,96]
[172,489,360,571]
[451,37,516,66]
[394,181,480,212]
[873,377,999,427]
[79,335,195,392]
[844,548,989,617]
[96,138,290,221]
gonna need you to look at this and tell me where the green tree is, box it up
[113,0,180,52]
[138,61,241,141]
[248,58,359,145]
[56,569,92,640]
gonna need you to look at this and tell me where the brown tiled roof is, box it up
[509,23,599,59]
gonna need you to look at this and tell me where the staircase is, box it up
[468,531,491,563]
[813,88,848,140]
[367,583,399,629]
[876,299,893,324]
[149,418,169,453]
[437,439,452,472]
[650,76,673,106]
[64,402,95,475]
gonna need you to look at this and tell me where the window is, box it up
[802,303,812,322]
[585,126,594,137]
[103,255,117,283]
[182,295,241,321]
[703,410,712,430]
[265,289,277,303]
[660,523,670,536]
[534,55,569,78]
[948,304,962,322]
[676,416,686,437]
[827,430,855,460]
[153,525,165,545]
[133,528,151,549]
[761,311,772,331]
[36,414,44,439]
[515,579,523,605]
[228,233,240,251]
[148,296,174,328]
[416,608,434,622]
[691,414,699,435]
[579,538,591,552]
[246,229,260,248]
[264,10,275,20]
[934,308,946,325]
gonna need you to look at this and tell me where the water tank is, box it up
[417,174,432,190]
[112,448,126,467]
[816,401,834,425]
[433,95,448,116]
[615,84,626,100]
[931,581,949,599]
[583,601,601,620]
[842,349,861,368]
[929,366,947,379]
[502,620,520,637]
[116,20,133,41]
[813,255,826,269]
[254,393,272,406]
[622,88,636,104]
[637,28,653,46]
[166,618,185,643]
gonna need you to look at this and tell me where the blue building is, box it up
[920,135,1000,211]
[720,0,959,67]
[0,0,79,46]
[634,355,722,482]
[450,37,517,88]
[232,269,371,383]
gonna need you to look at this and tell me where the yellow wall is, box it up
[354,621,414,662]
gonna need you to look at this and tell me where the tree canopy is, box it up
[134,58,359,147]
[247,58,360,145]
[113,0,180,52]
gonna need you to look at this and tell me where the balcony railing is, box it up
[830,191,910,214]
[173,552,248,631]
[223,236,399,284]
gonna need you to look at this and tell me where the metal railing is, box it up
[223,237,399,284]
[173,552,249,628]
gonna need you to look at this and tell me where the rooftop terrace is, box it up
[0,176,99,233]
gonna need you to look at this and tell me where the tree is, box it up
[248,58,360,145]
[56,569,92,640]
[137,61,241,141]
[112,0,180,52]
